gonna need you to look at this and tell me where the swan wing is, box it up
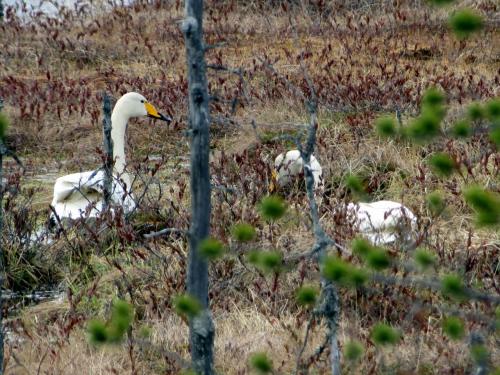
[349,201,416,245]
[51,170,135,219]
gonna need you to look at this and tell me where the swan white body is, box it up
[51,170,136,219]
[274,150,323,191]
[50,92,170,220]
[346,200,417,246]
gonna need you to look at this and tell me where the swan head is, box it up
[114,92,172,122]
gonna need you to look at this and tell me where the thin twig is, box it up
[144,228,188,239]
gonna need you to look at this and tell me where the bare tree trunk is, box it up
[182,1,214,373]
[102,93,113,211]
[0,99,5,375]
[0,145,4,375]
[302,100,341,375]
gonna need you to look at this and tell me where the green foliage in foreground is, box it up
[426,191,446,216]
[375,116,398,138]
[371,323,400,346]
[352,238,391,270]
[199,237,225,260]
[259,195,287,221]
[429,153,456,177]
[441,274,466,301]
[344,174,367,200]
[173,294,202,318]
[322,256,368,288]
[248,250,282,273]
[250,352,273,374]
[0,112,9,141]
[404,87,447,143]
[296,285,318,306]
[451,120,472,138]
[414,248,436,270]
[486,98,500,122]
[470,345,489,365]
[344,340,364,362]
[232,222,256,242]
[448,9,484,39]
[463,186,500,227]
[442,316,465,340]
[467,102,484,121]
[88,299,134,345]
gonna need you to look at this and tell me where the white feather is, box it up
[274,150,323,190]
[346,200,417,246]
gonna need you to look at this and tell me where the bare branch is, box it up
[144,228,188,239]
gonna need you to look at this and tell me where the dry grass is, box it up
[0,0,499,374]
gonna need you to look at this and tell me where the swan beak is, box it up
[145,102,172,122]
[269,169,278,193]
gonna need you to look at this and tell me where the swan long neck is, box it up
[110,107,131,188]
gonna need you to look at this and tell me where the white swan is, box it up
[345,200,417,246]
[269,150,416,246]
[51,92,171,221]
[271,150,324,192]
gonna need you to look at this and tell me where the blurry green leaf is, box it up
[88,320,108,345]
[0,112,8,141]
[422,87,446,109]
[247,250,261,265]
[259,251,282,272]
[107,299,134,342]
[371,323,400,346]
[441,274,466,300]
[248,250,282,273]
[376,116,397,138]
[345,174,366,199]
[250,352,273,374]
[451,120,472,138]
[259,195,287,221]
[352,237,373,258]
[173,294,202,318]
[344,340,364,362]
[442,316,465,340]
[366,248,391,270]
[429,153,456,177]
[199,238,225,260]
[449,9,483,39]
[232,223,256,242]
[463,186,500,227]
[406,112,442,143]
[414,248,436,270]
[322,256,367,288]
[490,127,500,149]
[467,102,484,121]
[496,306,500,332]
[485,98,500,120]
[349,268,369,287]
[296,285,318,306]
[470,345,489,364]
[322,256,351,284]
[426,191,446,216]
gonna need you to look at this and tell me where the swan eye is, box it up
[140,100,145,103]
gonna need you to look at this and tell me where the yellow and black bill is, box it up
[269,169,279,193]
[145,102,172,122]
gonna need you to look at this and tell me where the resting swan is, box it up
[345,200,417,246]
[269,150,417,246]
[271,150,324,192]
[51,92,171,220]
